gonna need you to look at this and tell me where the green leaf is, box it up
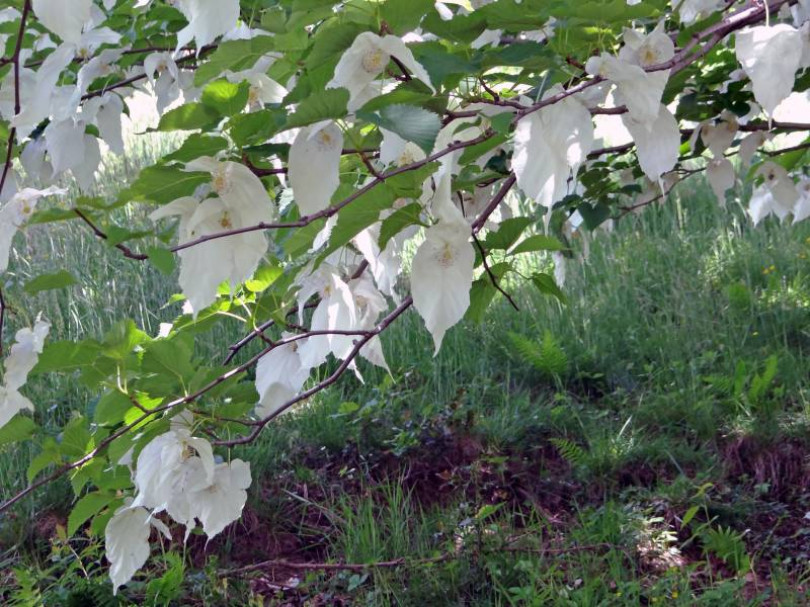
[285,88,350,128]
[102,320,150,361]
[202,79,250,117]
[146,247,175,275]
[510,234,566,255]
[24,270,77,294]
[359,104,441,153]
[379,203,425,249]
[484,217,531,250]
[68,492,117,536]
[466,261,511,323]
[0,416,37,448]
[229,109,287,147]
[164,134,229,163]
[157,103,221,131]
[245,263,282,293]
[33,340,102,375]
[381,0,434,34]
[120,165,210,205]
[94,391,132,426]
[194,36,276,85]
[531,272,567,305]
[60,416,92,459]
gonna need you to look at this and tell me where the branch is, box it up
[169,132,495,254]
[73,209,149,261]
[0,1,31,355]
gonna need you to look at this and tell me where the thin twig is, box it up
[73,209,149,261]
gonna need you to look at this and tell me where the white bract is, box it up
[586,26,673,128]
[0,318,50,430]
[288,122,344,215]
[105,500,171,595]
[706,157,735,206]
[174,0,241,52]
[513,92,594,211]
[327,32,434,110]
[411,218,475,353]
[621,104,679,183]
[0,186,66,272]
[31,0,93,45]
[736,25,803,117]
[675,0,723,25]
[747,162,800,225]
[150,158,276,314]
[255,334,311,419]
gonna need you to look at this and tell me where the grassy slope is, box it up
[1,162,809,604]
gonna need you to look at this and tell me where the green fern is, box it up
[550,438,587,467]
[509,331,568,378]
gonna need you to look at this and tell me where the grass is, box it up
[1,140,810,604]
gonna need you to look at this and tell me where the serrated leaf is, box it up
[285,88,350,128]
[360,104,441,153]
[510,234,566,255]
[68,492,117,536]
[484,217,531,250]
[379,203,425,249]
[202,79,250,117]
[164,134,229,163]
[0,416,37,448]
[157,103,221,131]
[24,270,77,294]
[531,272,567,305]
[194,36,276,85]
[146,247,175,275]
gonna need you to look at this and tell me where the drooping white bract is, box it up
[32,0,93,45]
[586,25,673,129]
[411,217,475,354]
[186,459,251,538]
[513,92,594,211]
[675,0,723,25]
[131,426,216,526]
[226,67,287,112]
[288,122,343,215]
[327,32,434,110]
[296,268,358,370]
[254,333,310,419]
[618,24,674,70]
[353,223,404,298]
[0,318,50,430]
[739,131,768,167]
[77,48,125,97]
[144,52,184,114]
[0,186,66,272]
[347,273,390,371]
[174,0,240,53]
[105,499,171,595]
[747,162,800,225]
[5,319,50,391]
[379,128,427,167]
[735,25,803,117]
[20,139,54,184]
[150,158,276,314]
[706,157,735,206]
[82,93,126,155]
[793,177,810,224]
[8,44,75,138]
[700,116,738,158]
[621,103,679,183]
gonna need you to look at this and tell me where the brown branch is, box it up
[73,209,149,261]
[0,1,31,354]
